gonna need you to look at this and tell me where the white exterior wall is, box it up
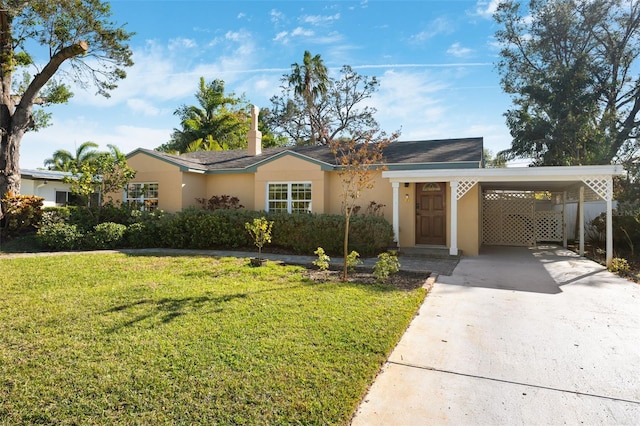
[20,178,74,207]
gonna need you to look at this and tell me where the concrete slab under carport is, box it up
[352,245,640,425]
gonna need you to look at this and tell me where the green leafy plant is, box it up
[608,257,630,273]
[65,151,136,208]
[373,251,401,283]
[1,192,44,238]
[345,250,362,273]
[36,223,83,250]
[245,216,274,262]
[90,222,127,249]
[313,247,331,271]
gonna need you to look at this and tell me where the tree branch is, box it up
[20,41,88,108]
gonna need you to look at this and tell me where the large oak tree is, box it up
[0,0,133,197]
[495,0,640,166]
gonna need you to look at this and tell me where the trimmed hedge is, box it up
[36,207,394,256]
[90,222,127,249]
[36,223,84,250]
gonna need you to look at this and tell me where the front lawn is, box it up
[0,253,426,424]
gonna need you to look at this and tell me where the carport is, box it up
[384,165,625,266]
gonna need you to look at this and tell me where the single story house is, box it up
[120,111,624,265]
[20,169,76,207]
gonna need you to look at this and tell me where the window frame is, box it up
[265,182,312,214]
[55,190,69,205]
[125,182,159,211]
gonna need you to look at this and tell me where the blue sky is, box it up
[21,0,518,170]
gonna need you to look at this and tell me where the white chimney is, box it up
[248,104,262,156]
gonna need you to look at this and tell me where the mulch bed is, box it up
[305,266,430,291]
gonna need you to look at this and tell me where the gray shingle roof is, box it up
[127,137,483,172]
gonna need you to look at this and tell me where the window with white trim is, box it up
[55,190,70,205]
[55,190,91,206]
[267,182,312,213]
[125,183,159,211]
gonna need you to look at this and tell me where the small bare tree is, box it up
[329,129,399,280]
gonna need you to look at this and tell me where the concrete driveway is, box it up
[352,245,640,425]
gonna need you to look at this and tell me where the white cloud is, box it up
[273,31,288,42]
[168,37,197,50]
[369,70,449,138]
[291,27,314,37]
[126,99,163,116]
[474,0,500,18]
[112,125,174,154]
[225,31,243,42]
[447,42,473,58]
[302,13,340,25]
[274,26,315,44]
[270,9,284,24]
[20,116,173,169]
[410,17,454,43]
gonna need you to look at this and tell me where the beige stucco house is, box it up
[121,116,624,265]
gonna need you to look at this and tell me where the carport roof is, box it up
[383,164,626,200]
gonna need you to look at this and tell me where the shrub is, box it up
[30,208,394,255]
[90,222,127,249]
[36,223,84,250]
[245,217,274,260]
[269,213,393,256]
[313,247,331,271]
[589,212,640,255]
[196,194,244,210]
[41,207,71,227]
[159,208,257,249]
[345,251,362,272]
[373,251,401,283]
[608,257,630,273]
[1,192,44,237]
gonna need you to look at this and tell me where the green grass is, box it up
[0,253,425,425]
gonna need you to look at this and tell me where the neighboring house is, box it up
[20,169,76,207]
[120,114,624,265]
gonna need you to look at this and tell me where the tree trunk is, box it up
[0,34,87,197]
[0,130,23,196]
[342,214,350,281]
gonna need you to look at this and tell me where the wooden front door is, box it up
[415,182,446,245]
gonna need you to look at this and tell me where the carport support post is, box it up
[607,196,613,267]
[450,181,458,256]
[563,191,567,248]
[579,186,584,256]
[391,181,400,245]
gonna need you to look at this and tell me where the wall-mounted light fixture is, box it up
[405,193,409,202]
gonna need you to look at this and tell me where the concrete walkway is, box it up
[352,245,640,425]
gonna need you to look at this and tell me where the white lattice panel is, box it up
[482,191,565,246]
[482,206,502,244]
[457,179,477,200]
[482,192,535,246]
[535,211,563,242]
[566,187,602,203]
[580,176,613,200]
